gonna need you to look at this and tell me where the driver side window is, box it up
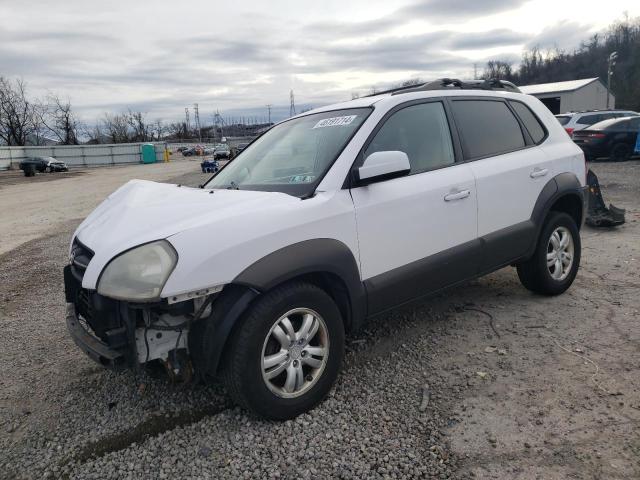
[364,102,455,174]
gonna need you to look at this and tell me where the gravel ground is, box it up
[0,161,638,479]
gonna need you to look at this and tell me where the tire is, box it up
[610,143,631,162]
[517,211,581,296]
[221,282,344,420]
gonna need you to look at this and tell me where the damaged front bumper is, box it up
[66,303,128,370]
[64,264,206,376]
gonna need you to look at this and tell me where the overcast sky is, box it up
[1,0,638,123]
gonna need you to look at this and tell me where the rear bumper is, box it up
[66,303,127,370]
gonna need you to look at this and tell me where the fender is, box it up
[527,172,585,257]
[234,238,366,329]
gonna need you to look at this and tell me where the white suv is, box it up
[556,110,639,136]
[64,79,588,419]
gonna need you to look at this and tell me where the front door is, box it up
[350,100,479,315]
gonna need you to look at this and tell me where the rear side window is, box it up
[451,100,525,159]
[556,116,571,126]
[364,102,455,174]
[577,114,601,125]
[510,101,546,144]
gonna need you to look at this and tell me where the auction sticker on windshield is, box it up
[313,115,357,129]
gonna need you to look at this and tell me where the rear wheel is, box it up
[221,282,344,420]
[517,212,581,295]
[610,143,631,162]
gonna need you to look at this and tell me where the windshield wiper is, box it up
[228,181,240,190]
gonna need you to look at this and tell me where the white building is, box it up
[520,78,614,114]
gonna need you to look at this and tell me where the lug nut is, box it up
[301,351,307,357]
[293,360,299,367]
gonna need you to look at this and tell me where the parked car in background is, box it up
[182,147,197,157]
[235,143,249,153]
[572,116,640,161]
[556,110,639,137]
[18,156,68,176]
[200,159,220,173]
[64,78,587,419]
[213,145,231,160]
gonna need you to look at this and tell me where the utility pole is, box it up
[184,107,190,137]
[193,103,202,142]
[473,63,478,80]
[289,90,296,117]
[266,104,272,124]
[607,51,617,109]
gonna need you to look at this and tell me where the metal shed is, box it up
[520,78,614,114]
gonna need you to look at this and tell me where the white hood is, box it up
[76,180,299,289]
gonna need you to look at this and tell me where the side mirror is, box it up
[354,151,410,185]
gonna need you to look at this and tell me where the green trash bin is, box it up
[141,143,156,164]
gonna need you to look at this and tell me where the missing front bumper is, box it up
[66,303,127,370]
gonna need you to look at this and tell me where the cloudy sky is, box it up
[1,0,638,123]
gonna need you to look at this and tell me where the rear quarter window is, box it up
[556,116,571,126]
[510,101,547,144]
[451,99,525,159]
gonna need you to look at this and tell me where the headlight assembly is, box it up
[97,240,177,302]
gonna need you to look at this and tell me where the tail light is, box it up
[565,127,574,137]
[584,132,606,138]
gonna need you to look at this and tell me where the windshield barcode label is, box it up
[313,115,357,128]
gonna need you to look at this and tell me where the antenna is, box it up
[289,90,296,117]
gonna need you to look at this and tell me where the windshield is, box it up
[555,115,571,126]
[206,108,371,197]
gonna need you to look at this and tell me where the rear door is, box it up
[449,98,554,272]
[350,100,478,314]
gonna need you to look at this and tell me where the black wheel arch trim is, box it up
[233,239,366,328]
[528,172,585,257]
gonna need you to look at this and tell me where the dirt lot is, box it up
[0,161,638,479]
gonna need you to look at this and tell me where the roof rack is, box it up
[391,78,522,95]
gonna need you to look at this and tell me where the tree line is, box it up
[0,77,191,146]
[482,15,640,111]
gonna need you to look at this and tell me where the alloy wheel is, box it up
[261,308,329,398]
[547,226,574,281]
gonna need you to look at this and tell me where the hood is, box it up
[75,180,298,286]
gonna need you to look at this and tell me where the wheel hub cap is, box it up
[547,226,574,281]
[261,308,330,398]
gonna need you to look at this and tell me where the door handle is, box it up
[530,168,548,178]
[444,189,471,202]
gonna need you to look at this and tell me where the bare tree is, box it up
[37,94,80,145]
[126,109,150,142]
[102,113,130,143]
[0,77,37,146]
[482,60,514,80]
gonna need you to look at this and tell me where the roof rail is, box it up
[390,78,522,95]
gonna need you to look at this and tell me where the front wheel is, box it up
[221,282,344,420]
[517,212,581,295]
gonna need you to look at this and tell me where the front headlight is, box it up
[97,240,177,301]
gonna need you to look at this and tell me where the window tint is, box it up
[364,102,454,174]
[578,114,601,125]
[451,100,525,158]
[626,117,640,131]
[510,101,546,144]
